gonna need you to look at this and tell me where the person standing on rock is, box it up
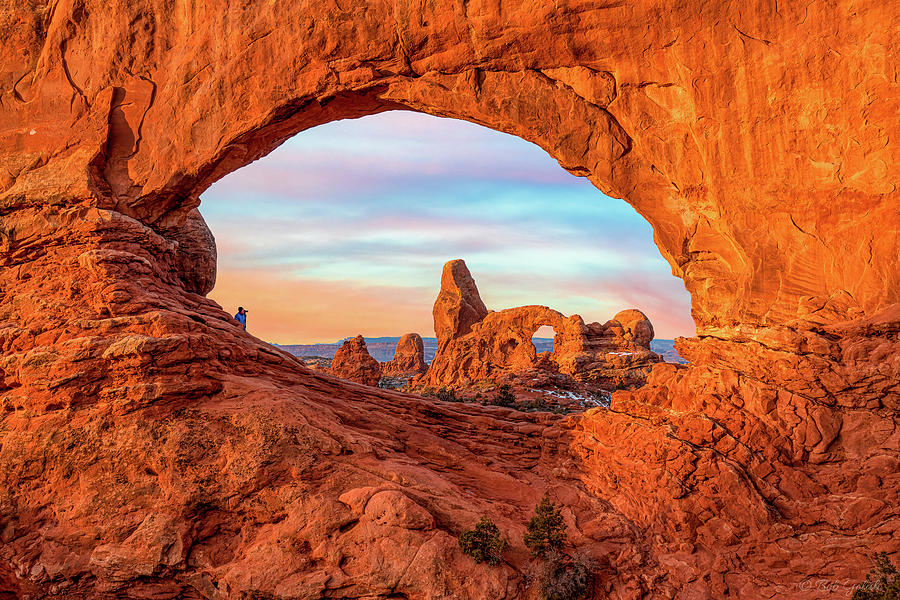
[234,307,247,330]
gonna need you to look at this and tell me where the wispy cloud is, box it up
[202,112,695,343]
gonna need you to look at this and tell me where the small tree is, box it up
[426,387,460,402]
[458,516,508,565]
[436,387,462,402]
[853,552,900,600]
[489,384,516,407]
[536,551,595,600]
[520,397,548,412]
[524,493,568,558]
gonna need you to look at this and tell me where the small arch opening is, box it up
[531,325,557,355]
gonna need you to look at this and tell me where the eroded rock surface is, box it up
[331,335,382,387]
[423,261,661,389]
[0,2,897,599]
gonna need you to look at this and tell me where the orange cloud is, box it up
[209,267,437,344]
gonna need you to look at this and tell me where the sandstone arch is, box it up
[4,2,896,332]
[423,259,661,388]
[0,2,897,598]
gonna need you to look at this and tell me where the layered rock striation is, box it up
[0,2,897,599]
[423,260,661,389]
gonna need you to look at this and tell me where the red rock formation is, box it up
[0,2,897,599]
[331,335,382,387]
[381,333,427,378]
[610,309,654,349]
[433,260,489,345]
[423,261,660,388]
[554,310,662,388]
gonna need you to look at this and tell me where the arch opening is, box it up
[171,74,715,328]
[199,110,692,404]
[531,325,557,353]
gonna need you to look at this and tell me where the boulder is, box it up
[331,336,382,387]
[609,309,655,350]
[381,333,427,378]
[160,208,217,296]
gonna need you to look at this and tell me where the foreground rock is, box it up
[0,2,897,599]
[422,260,661,390]
[331,335,382,386]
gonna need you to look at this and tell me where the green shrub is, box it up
[426,386,460,402]
[536,551,595,600]
[489,384,517,407]
[518,397,548,412]
[853,553,900,600]
[458,516,508,565]
[524,493,568,558]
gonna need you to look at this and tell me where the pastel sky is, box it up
[200,111,695,344]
